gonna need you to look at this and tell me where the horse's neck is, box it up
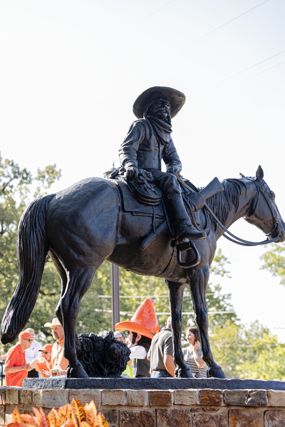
[217,179,255,232]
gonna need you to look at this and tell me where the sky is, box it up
[1,0,285,339]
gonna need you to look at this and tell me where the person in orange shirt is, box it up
[30,343,53,378]
[44,318,69,376]
[4,330,34,387]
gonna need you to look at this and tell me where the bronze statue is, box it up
[1,161,284,378]
[1,85,285,378]
[118,86,206,250]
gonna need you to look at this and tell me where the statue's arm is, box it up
[163,137,182,174]
[119,120,145,170]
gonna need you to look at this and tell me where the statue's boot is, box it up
[165,195,206,250]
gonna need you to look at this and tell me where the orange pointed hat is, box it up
[115,298,160,339]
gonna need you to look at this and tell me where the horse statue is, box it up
[1,165,284,378]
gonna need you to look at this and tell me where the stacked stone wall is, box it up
[1,387,285,426]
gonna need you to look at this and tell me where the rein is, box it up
[181,177,279,247]
[204,203,279,246]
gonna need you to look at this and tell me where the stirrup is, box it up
[176,237,192,251]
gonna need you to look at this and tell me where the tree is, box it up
[261,243,285,285]
[211,320,285,380]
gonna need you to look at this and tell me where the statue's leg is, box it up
[188,267,225,378]
[167,280,193,378]
[59,265,96,378]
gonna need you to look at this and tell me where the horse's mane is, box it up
[205,178,247,230]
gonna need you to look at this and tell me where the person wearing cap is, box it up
[4,329,34,386]
[115,298,160,378]
[30,343,53,378]
[118,86,206,251]
[44,318,69,376]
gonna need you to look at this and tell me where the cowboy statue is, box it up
[118,86,207,251]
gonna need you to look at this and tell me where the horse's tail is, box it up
[1,194,55,344]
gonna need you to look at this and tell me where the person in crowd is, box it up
[24,328,42,378]
[147,316,175,378]
[44,318,69,376]
[183,325,208,378]
[115,298,160,378]
[30,343,53,378]
[114,331,125,343]
[4,329,34,386]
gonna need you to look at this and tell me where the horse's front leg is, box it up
[59,266,96,378]
[188,266,225,378]
[167,280,193,378]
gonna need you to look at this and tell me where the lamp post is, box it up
[111,263,120,326]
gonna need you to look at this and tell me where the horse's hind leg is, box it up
[167,280,193,378]
[59,265,96,378]
[188,267,225,378]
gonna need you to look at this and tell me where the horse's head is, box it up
[245,166,285,242]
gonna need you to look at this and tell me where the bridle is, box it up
[205,178,281,247]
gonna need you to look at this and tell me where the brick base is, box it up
[2,387,285,426]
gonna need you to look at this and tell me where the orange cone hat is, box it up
[115,298,160,339]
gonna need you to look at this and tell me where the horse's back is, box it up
[46,177,120,264]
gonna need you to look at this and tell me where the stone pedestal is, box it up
[1,379,285,426]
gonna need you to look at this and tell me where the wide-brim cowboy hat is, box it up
[133,86,186,119]
[44,317,62,328]
[115,298,160,340]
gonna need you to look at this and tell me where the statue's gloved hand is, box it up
[138,169,153,182]
[167,166,181,176]
[124,166,139,180]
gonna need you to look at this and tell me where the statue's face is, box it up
[147,98,171,122]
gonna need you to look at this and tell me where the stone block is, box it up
[101,409,119,427]
[19,389,33,405]
[199,389,223,406]
[33,389,69,408]
[120,410,155,427]
[148,390,173,407]
[102,389,127,406]
[246,390,268,407]
[157,408,192,426]
[193,409,228,426]
[0,406,4,426]
[69,389,102,408]
[4,388,19,405]
[4,408,13,426]
[229,408,264,426]
[174,389,198,406]
[126,390,148,406]
[264,409,285,426]
[268,391,285,407]
[224,390,248,406]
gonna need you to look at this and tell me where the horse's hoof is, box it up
[176,367,194,378]
[208,365,226,378]
[67,363,89,378]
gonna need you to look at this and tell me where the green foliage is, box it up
[211,321,285,380]
[261,243,285,285]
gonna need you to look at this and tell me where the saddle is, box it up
[113,175,201,269]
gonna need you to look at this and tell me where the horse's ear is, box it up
[256,165,264,180]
